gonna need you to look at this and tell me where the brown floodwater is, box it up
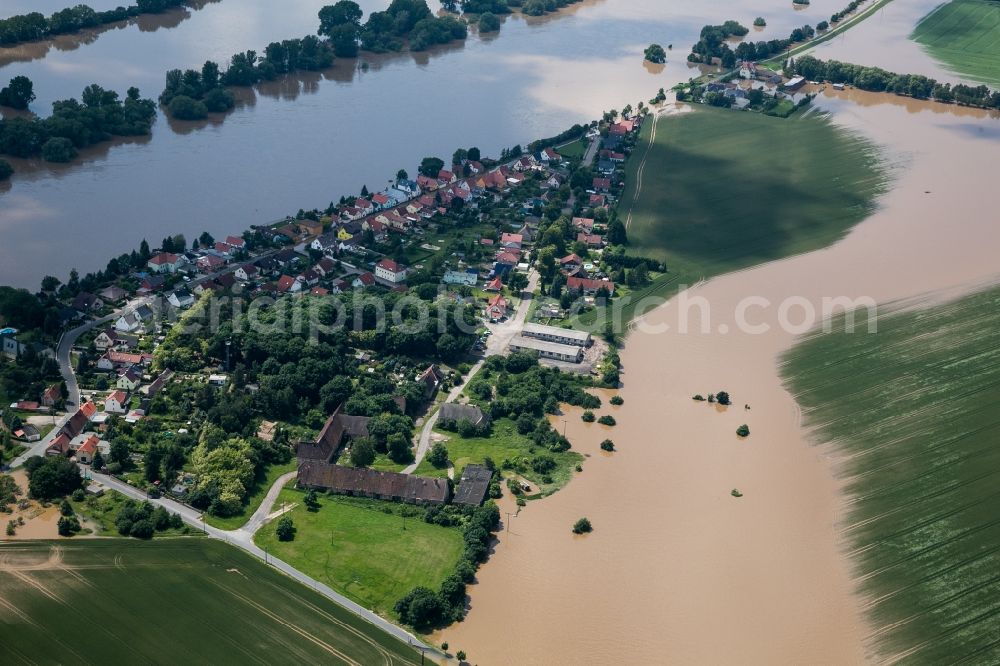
[437,92,1000,663]
[809,0,966,84]
[0,0,848,288]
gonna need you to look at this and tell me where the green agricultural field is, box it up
[0,539,421,665]
[414,418,583,496]
[255,489,464,618]
[619,106,887,287]
[782,285,1000,663]
[912,0,1000,87]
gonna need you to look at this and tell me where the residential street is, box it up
[8,297,150,469]
[404,269,539,473]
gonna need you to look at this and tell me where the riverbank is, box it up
[437,86,1000,663]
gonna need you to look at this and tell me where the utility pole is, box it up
[562,419,567,437]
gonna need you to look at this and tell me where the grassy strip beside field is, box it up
[620,106,887,291]
[781,285,1000,663]
[255,489,464,619]
[912,0,1000,87]
[0,539,420,664]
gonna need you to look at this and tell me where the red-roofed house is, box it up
[225,235,246,250]
[375,258,407,284]
[572,217,595,232]
[277,275,300,294]
[41,383,62,407]
[148,253,183,274]
[495,251,520,266]
[500,233,523,249]
[592,178,611,192]
[371,193,391,209]
[197,254,227,273]
[486,294,509,322]
[105,390,128,414]
[46,433,72,457]
[567,276,615,296]
[484,277,504,292]
[76,434,99,464]
[352,272,376,288]
[560,254,583,270]
[437,169,455,183]
[577,233,604,248]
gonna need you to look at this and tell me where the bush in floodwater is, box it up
[610,395,624,405]
[754,17,767,27]
[573,517,593,534]
[693,394,706,401]
[598,415,616,426]
[732,488,743,498]
[600,439,615,452]
[581,411,596,422]
[716,391,731,406]
[737,424,750,438]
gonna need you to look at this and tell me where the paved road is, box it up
[583,135,601,167]
[404,270,539,474]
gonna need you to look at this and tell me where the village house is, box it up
[592,177,612,193]
[311,231,340,255]
[375,258,408,284]
[147,252,184,274]
[486,293,509,322]
[14,424,41,442]
[484,277,504,292]
[105,389,129,415]
[97,350,151,372]
[560,253,583,272]
[573,217,596,233]
[418,365,444,400]
[235,264,259,282]
[577,233,604,249]
[138,275,166,294]
[567,276,615,296]
[71,292,102,316]
[167,289,195,309]
[41,383,62,408]
[98,285,127,303]
[197,254,227,273]
[352,272,376,289]
[277,275,301,294]
[114,304,155,334]
[94,328,138,352]
[443,269,478,286]
[117,368,142,392]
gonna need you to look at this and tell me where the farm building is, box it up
[297,462,450,505]
[296,405,371,463]
[509,336,584,363]
[439,403,490,429]
[453,464,493,507]
[520,323,591,348]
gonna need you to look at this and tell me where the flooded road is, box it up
[438,93,1000,664]
[1,0,846,288]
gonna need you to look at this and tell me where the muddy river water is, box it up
[438,91,1000,664]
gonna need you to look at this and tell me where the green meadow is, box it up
[912,0,1000,87]
[255,489,464,619]
[618,106,887,306]
[0,539,420,665]
[781,285,1000,663]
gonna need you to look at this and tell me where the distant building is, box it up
[375,259,408,284]
[443,269,478,286]
[784,75,806,91]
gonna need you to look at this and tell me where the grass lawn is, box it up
[781,285,1000,663]
[556,139,587,159]
[203,460,298,530]
[912,0,1000,87]
[414,418,582,497]
[255,489,464,619]
[619,105,887,292]
[0,539,421,665]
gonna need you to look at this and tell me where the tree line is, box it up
[0,0,189,47]
[790,55,1000,109]
[0,80,156,169]
[688,19,819,68]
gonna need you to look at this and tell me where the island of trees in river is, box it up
[0,0,193,46]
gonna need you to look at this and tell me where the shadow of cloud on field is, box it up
[630,140,874,270]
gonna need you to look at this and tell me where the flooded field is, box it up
[439,90,1000,664]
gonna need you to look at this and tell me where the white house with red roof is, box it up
[352,272,376,288]
[147,253,183,274]
[375,258,408,284]
[486,294,509,322]
[105,390,129,414]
